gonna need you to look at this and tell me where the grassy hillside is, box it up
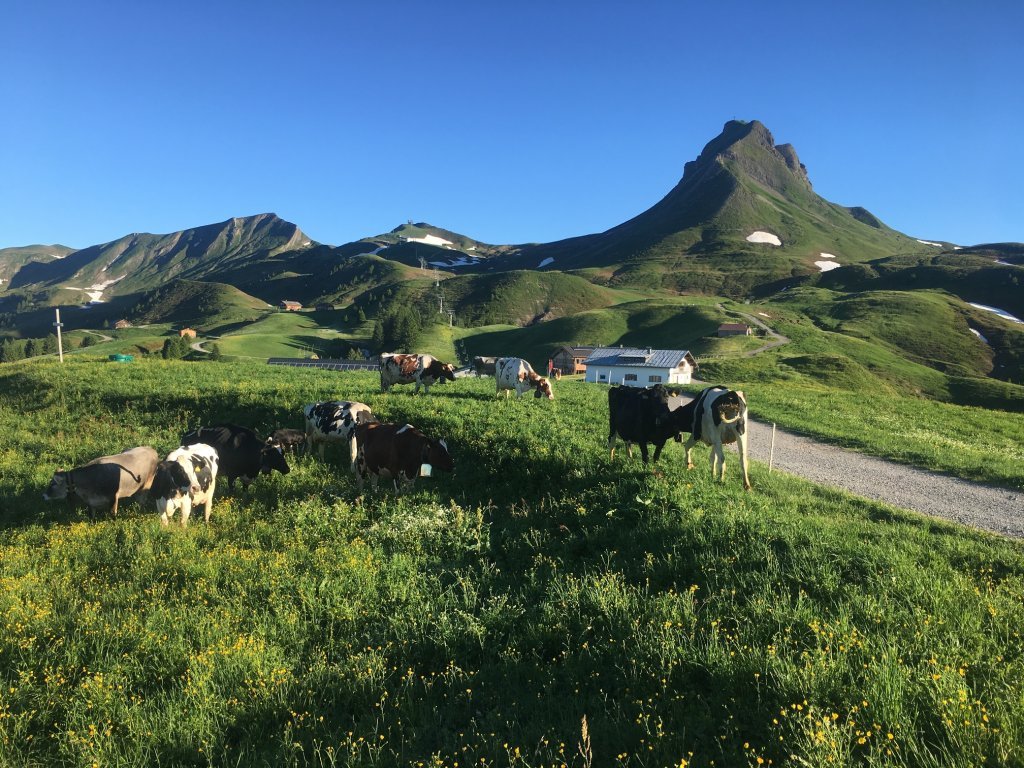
[126,280,270,330]
[1,360,1023,767]
[459,298,759,371]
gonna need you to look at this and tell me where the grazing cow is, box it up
[683,387,752,490]
[180,424,290,490]
[354,422,454,491]
[495,357,554,400]
[43,446,159,518]
[268,428,307,454]
[303,400,374,471]
[379,353,457,394]
[151,443,219,527]
[607,385,695,465]
[472,356,498,377]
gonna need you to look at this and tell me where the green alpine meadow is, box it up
[1,358,1023,767]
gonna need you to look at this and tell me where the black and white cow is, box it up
[379,353,457,394]
[495,357,554,400]
[180,424,290,490]
[151,443,219,527]
[303,400,374,471]
[43,446,159,519]
[268,427,307,454]
[683,387,751,490]
[607,385,695,465]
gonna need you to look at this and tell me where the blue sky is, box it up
[2,1,1022,250]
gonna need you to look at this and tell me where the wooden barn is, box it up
[279,300,302,312]
[718,323,751,337]
[178,328,197,339]
[550,345,595,375]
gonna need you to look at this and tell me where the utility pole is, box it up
[446,309,455,328]
[54,308,64,363]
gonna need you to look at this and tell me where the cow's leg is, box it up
[652,440,666,463]
[683,436,696,470]
[110,496,119,518]
[737,432,752,491]
[625,442,634,459]
[180,497,193,528]
[204,482,216,523]
[319,440,326,461]
[638,443,650,465]
[348,434,358,474]
[157,499,172,527]
[711,440,726,481]
[608,433,617,460]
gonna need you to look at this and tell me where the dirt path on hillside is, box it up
[675,392,1024,538]
[714,304,791,357]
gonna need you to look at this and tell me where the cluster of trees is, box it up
[371,305,426,352]
[0,333,68,362]
[161,335,194,359]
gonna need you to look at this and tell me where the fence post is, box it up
[768,422,776,473]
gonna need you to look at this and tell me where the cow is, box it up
[683,387,752,490]
[607,385,695,465]
[303,400,374,471]
[354,422,454,492]
[495,357,554,400]
[180,424,290,490]
[43,446,159,518]
[151,443,219,527]
[379,353,457,394]
[268,428,307,454]
[472,356,498,377]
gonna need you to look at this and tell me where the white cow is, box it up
[495,357,554,400]
[683,387,751,490]
[151,443,219,526]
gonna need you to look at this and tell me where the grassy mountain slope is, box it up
[126,279,270,329]
[7,214,311,298]
[493,121,935,295]
[0,244,74,284]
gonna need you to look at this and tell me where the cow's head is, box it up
[260,443,291,476]
[533,376,554,400]
[429,360,456,383]
[43,471,70,501]
[152,460,195,500]
[424,438,455,473]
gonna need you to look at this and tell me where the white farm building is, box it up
[583,347,696,386]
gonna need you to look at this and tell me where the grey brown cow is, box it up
[43,446,159,518]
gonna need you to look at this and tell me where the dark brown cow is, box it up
[354,422,453,491]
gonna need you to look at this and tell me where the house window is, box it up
[599,373,607,381]
[648,375,662,383]
[624,373,638,382]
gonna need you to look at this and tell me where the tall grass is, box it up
[1,359,1023,767]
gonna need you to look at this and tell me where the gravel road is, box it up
[673,393,1024,538]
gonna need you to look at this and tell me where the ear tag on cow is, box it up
[419,463,433,477]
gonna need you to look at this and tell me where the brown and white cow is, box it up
[354,422,454,491]
[495,357,554,400]
[151,443,219,527]
[683,386,751,490]
[43,446,159,518]
[303,400,374,472]
[379,353,457,394]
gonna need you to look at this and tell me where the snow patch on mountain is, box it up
[746,231,781,246]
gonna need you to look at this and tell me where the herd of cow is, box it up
[41,352,750,527]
